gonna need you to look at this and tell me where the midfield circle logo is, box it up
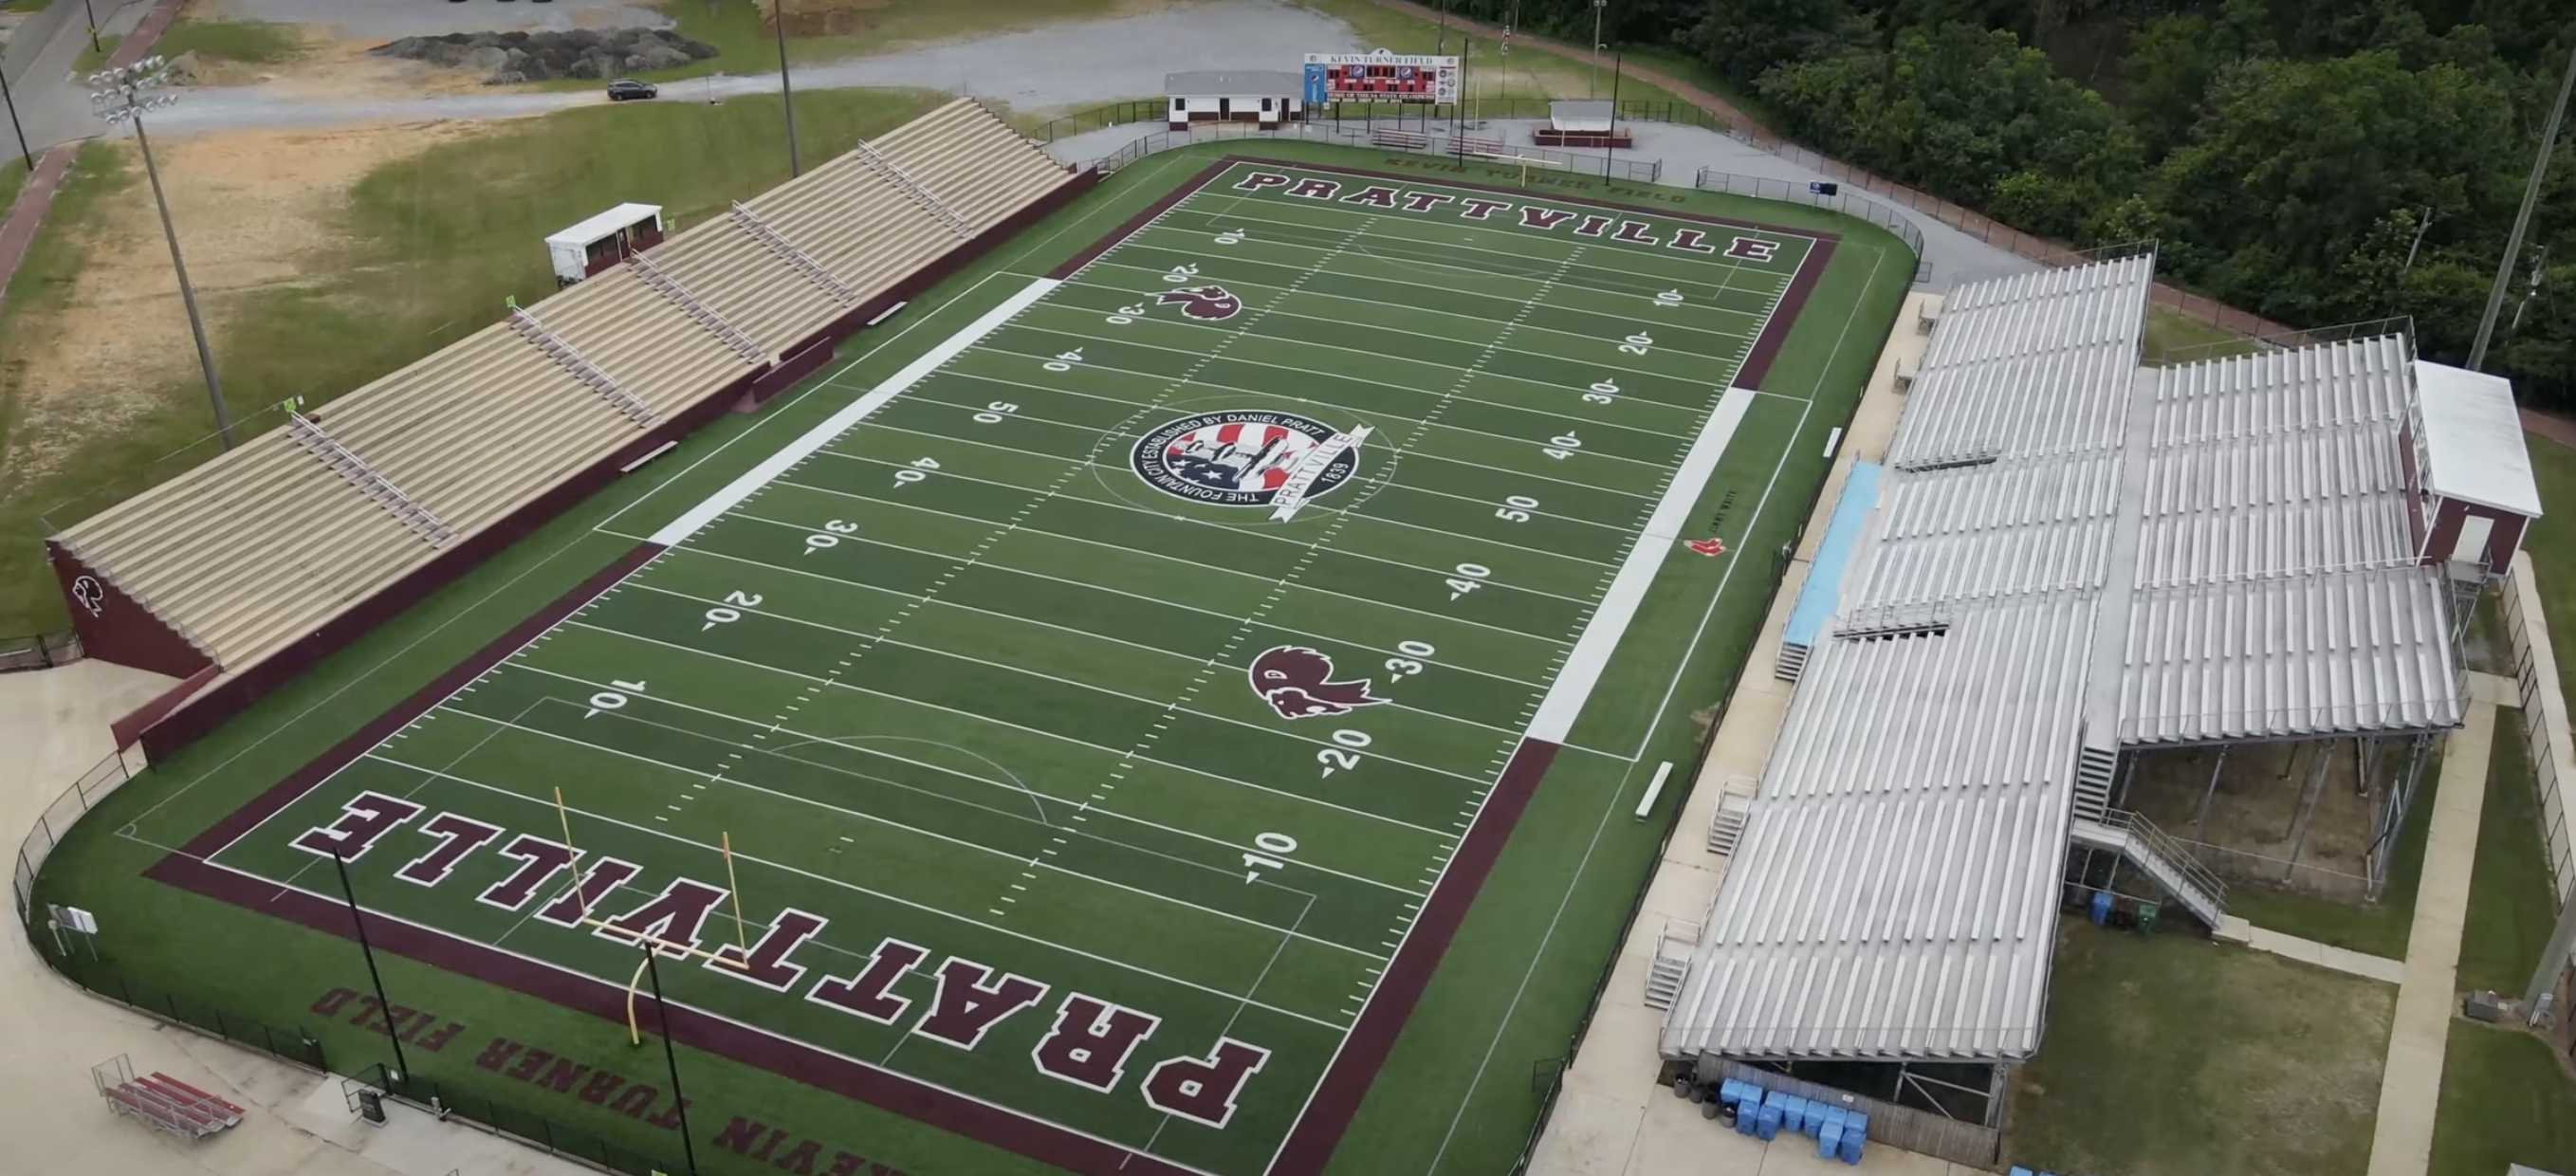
[1131,411,1361,508]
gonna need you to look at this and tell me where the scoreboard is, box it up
[1303,51,1461,104]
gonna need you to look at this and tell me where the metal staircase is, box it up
[287,412,454,545]
[1773,640,1811,683]
[2071,744,2118,822]
[2070,808,2228,928]
[728,201,858,304]
[1645,923,1696,1010]
[851,137,976,237]
[1706,786,1755,858]
[626,248,765,364]
[506,307,657,427]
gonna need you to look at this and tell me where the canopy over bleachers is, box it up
[50,98,1085,734]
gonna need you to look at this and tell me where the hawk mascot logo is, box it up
[1157,285,1243,321]
[1248,646,1387,719]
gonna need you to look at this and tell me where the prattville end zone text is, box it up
[291,792,1272,1131]
[1230,170,1783,261]
[304,985,902,1175]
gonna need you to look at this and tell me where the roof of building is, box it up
[2414,359,2543,517]
[1661,592,2094,1062]
[1661,256,2488,1064]
[544,203,662,248]
[1549,100,1613,131]
[1166,70,1305,95]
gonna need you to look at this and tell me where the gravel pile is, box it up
[371,28,718,84]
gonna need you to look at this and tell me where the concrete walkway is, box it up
[1527,294,1968,1176]
[0,661,599,1176]
[2364,692,2501,1176]
[2217,919,2408,984]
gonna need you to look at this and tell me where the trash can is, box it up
[2136,900,2160,933]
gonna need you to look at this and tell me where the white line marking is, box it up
[650,278,1061,546]
[1526,387,1756,743]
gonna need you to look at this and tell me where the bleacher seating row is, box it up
[101,1070,247,1140]
[1712,1077,1868,1164]
[51,98,1085,752]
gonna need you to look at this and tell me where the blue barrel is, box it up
[2088,890,2113,926]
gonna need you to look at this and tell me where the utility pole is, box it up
[332,853,411,1081]
[644,950,702,1176]
[2471,38,2576,371]
[0,61,30,171]
[1591,0,1607,100]
[82,0,101,53]
[94,59,231,450]
[771,0,800,176]
[1603,48,1623,178]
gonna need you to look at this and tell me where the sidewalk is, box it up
[0,0,181,320]
[0,661,596,1176]
[1527,292,1951,1176]
[2364,690,2501,1176]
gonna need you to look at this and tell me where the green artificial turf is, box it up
[30,141,1911,1176]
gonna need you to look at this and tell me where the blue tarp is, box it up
[1782,462,1883,649]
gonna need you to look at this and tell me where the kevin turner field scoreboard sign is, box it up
[1303,50,1461,103]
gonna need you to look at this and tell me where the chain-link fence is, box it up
[1693,166,1928,280]
[1091,119,1663,184]
[0,630,82,673]
[11,747,137,920]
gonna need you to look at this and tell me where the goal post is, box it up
[547,787,751,1045]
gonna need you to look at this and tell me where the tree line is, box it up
[1456,0,2574,404]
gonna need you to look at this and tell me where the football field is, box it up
[153,158,1831,1176]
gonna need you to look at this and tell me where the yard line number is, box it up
[804,518,858,554]
[1445,562,1492,600]
[701,591,762,631]
[1242,831,1300,883]
[583,680,650,719]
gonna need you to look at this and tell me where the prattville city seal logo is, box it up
[1131,411,1361,508]
[1248,646,1387,719]
[1156,285,1242,321]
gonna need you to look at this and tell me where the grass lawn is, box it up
[156,18,304,64]
[70,32,116,75]
[598,0,1137,87]
[2525,429,2576,705]
[0,156,25,217]
[2214,743,2438,962]
[0,89,944,636]
[2430,1021,2576,1176]
[2008,925,2392,1176]
[2457,721,2562,995]
[2143,303,2259,364]
[28,138,1914,1176]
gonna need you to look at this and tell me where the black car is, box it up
[607,79,658,101]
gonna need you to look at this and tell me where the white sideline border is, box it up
[1526,387,1757,744]
[650,278,1062,547]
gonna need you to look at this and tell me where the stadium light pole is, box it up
[2470,38,2576,371]
[1602,48,1623,179]
[1590,0,1606,99]
[94,59,233,450]
[0,60,31,171]
[331,851,413,1082]
[643,949,703,1176]
[771,0,800,177]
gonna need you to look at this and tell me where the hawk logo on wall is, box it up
[1248,646,1387,719]
[70,575,105,618]
[1156,285,1243,321]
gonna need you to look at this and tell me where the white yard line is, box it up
[651,279,1064,546]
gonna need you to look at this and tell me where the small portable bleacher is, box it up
[92,1056,245,1141]
[1371,128,1429,151]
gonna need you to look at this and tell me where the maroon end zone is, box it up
[141,157,1840,1176]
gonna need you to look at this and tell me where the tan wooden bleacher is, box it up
[53,97,1082,681]
[648,97,1068,358]
[60,432,429,668]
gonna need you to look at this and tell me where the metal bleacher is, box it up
[52,97,1076,685]
[93,1056,245,1141]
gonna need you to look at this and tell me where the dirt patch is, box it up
[0,121,477,487]
[2124,740,2391,900]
